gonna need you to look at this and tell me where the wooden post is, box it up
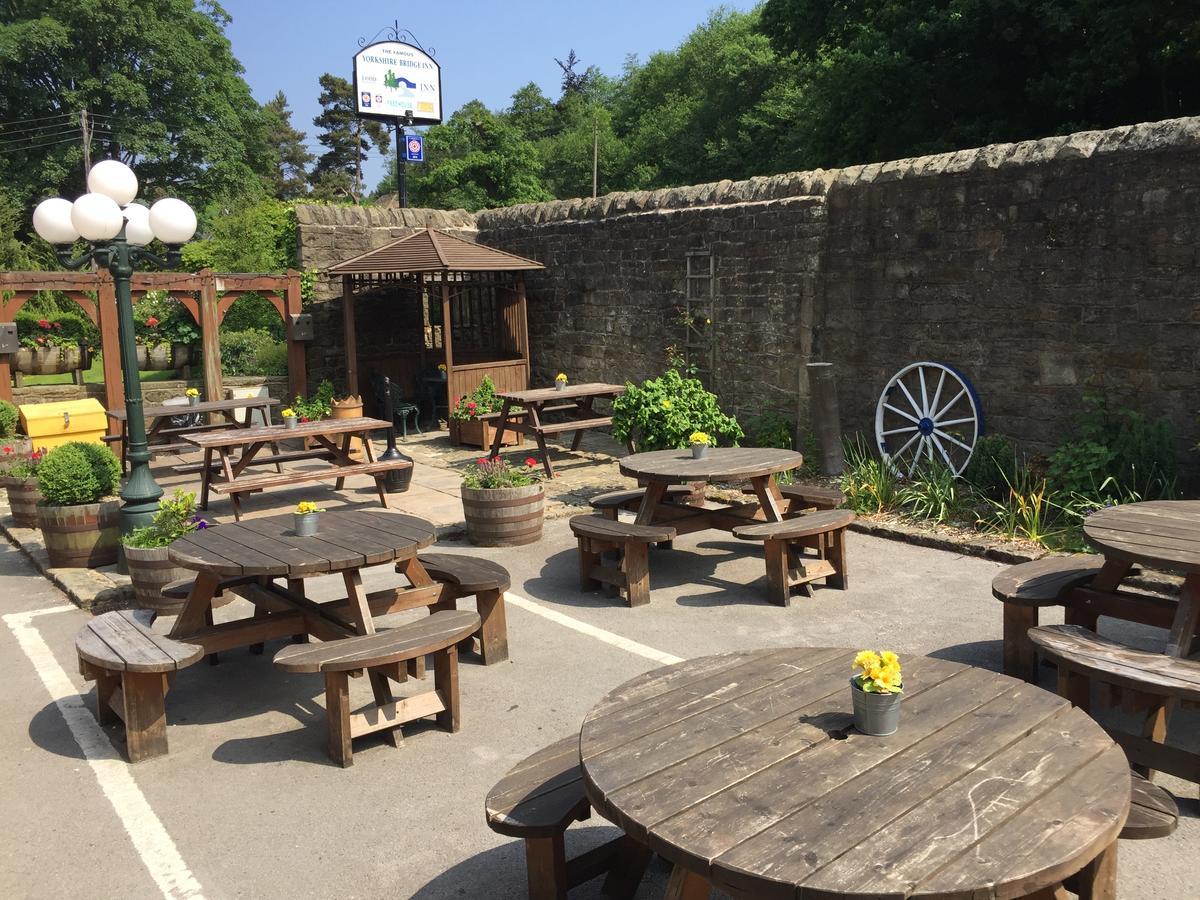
[98,274,124,437]
[516,274,530,389]
[441,276,454,397]
[199,269,223,404]
[342,274,357,395]
[284,269,306,401]
[808,362,844,476]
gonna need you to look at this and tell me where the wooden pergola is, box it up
[0,270,306,435]
[328,228,543,406]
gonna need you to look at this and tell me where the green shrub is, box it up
[222,294,285,340]
[450,376,502,421]
[37,441,121,506]
[978,464,1065,548]
[0,399,18,438]
[125,490,206,548]
[1047,394,1175,500]
[840,435,899,514]
[963,434,1021,501]
[612,369,742,451]
[897,461,975,524]
[219,329,287,376]
[293,379,335,421]
[744,412,793,449]
[15,308,99,350]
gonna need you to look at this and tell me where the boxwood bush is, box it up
[37,441,121,506]
[0,399,18,438]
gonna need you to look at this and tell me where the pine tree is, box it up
[262,91,313,200]
[310,73,389,201]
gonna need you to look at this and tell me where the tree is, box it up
[0,0,271,221]
[310,74,389,201]
[261,91,312,200]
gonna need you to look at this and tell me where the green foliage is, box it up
[1047,395,1175,500]
[0,399,18,438]
[292,380,335,421]
[37,441,120,506]
[132,293,198,347]
[611,369,742,451]
[979,465,1065,547]
[124,490,205,548]
[962,434,1022,501]
[219,329,287,377]
[262,91,312,200]
[181,199,297,276]
[0,0,271,221]
[15,308,97,349]
[896,461,973,525]
[310,74,389,200]
[744,412,793,450]
[461,456,541,489]
[840,435,899,514]
[450,376,503,421]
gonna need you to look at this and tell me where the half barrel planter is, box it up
[124,544,193,615]
[36,498,121,568]
[461,483,544,547]
[3,476,42,528]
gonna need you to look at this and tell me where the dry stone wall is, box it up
[296,117,1200,472]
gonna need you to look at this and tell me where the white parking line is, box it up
[505,592,683,665]
[3,609,205,900]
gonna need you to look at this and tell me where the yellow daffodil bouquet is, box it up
[281,407,297,418]
[689,431,712,447]
[185,387,200,399]
[852,650,903,694]
[555,372,568,383]
[294,501,324,515]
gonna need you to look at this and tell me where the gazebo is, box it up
[328,228,544,410]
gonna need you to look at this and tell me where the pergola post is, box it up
[97,275,124,439]
[342,274,357,395]
[285,268,307,400]
[441,277,454,397]
[198,269,223,403]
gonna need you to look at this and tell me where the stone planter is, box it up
[331,395,365,461]
[2,475,41,528]
[461,483,544,546]
[14,346,82,375]
[124,544,193,615]
[36,498,120,568]
[851,680,902,736]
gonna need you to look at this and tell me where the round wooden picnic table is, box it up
[618,446,802,484]
[580,648,1129,900]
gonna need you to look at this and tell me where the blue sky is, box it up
[222,0,758,190]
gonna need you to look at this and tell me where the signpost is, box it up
[353,23,441,207]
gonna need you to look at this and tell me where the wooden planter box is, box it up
[449,414,524,451]
[461,484,544,546]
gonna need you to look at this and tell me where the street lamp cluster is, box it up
[31,160,197,536]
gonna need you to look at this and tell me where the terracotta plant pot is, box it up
[461,483,544,546]
[37,498,120,568]
[3,475,42,528]
[123,544,193,615]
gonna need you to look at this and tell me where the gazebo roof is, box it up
[327,227,544,275]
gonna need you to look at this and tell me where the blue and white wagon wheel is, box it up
[875,362,983,477]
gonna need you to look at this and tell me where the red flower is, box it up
[524,457,537,467]
[299,416,309,423]
[145,316,160,327]
[466,401,476,409]
[2,446,11,455]
[37,318,49,329]
[477,458,487,466]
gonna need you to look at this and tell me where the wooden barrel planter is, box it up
[461,484,544,546]
[36,499,120,568]
[331,395,365,460]
[2,476,41,528]
[124,545,193,615]
[15,346,83,375]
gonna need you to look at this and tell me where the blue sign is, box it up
[405,135,424,162]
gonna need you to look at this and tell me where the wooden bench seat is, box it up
[533,417,613,435]
[274,609,479,766]
[589,485,695,515]
[1123,771,1179,840]
[76,610,204,762]
[416,553,510,665]
[486,736,650,899]
[173,448,335,475]
[569,516,676,607]
[733,509,853,605]
[742,483,846,513]
[991,556,1108,682]
[208,459,408,494]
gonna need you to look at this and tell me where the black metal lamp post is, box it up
[32,160,196,535]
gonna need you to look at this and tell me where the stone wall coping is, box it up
[475,116,1200,229]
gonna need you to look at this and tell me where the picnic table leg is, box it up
[1073,840,1117,900]
[525,402,556,478]
[633,481,668,527]
[199,448,213,510]
[749,474,786,523]
[664,864,710,900]
[1003,604,1039,682]
[487,399,514,459]
[169,570,221,641]
[287,578,309,644]
[570,396,594,451]
[334,433,352,490]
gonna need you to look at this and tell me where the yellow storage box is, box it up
[19,398,108,450]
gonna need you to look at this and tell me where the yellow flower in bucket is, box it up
[295,501,324,515]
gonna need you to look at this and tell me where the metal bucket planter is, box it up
[3,476,41,528]
[851,680,902,736]
[691,444,709,459]
[461,483,544,546]
[37,498,120,568]
[293,512,320,536]
[124,544,193,615]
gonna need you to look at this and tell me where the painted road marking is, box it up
[3,610,205,900]
[505,592,683,666]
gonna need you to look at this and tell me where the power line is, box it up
[0,111,75,127]
[0,135,109,156]
[0,124,110,147]
[0,117,75,139]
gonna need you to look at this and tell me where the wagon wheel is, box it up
[875,362,983,477]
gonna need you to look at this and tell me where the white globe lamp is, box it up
[122,203,154,247]
[148,197,197,245]
[87,159,139,206]
[70,192,124,242]
[32,197,80,245]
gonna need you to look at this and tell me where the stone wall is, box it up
[296,117,1200,472]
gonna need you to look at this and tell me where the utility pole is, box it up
[592,117,599,199]
[395,122,408,208]
[79,108,92,175]
[353,118,363,202]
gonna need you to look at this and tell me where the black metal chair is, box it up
[369,373,421,438]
